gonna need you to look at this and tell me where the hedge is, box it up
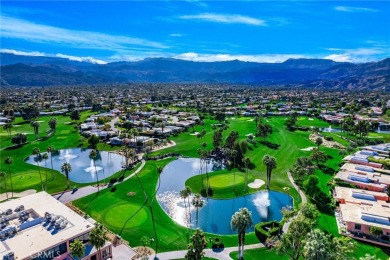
[254,221,281,242]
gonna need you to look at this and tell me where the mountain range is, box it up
[1,53,389,90]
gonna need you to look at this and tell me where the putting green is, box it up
[103,204,148,229]
[206,174,245,188]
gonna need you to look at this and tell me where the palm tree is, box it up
[262,155,277,190]
[4,157,13,198]
[48,117,58,134]
[197,148,205,192]
[89,149,100,192]
[191,194,204,228]
[61,162,72,187]
[30,121,40,139]
[185,186,192,227]
[42,153,49,191]
[180,187,191,240]
[70,239,85,259]
[33,147,44,191]
[231,207,254,260]
[0,172,8,200]
[47,145,55,171]
[89,223,107,260]
[242,157,250,192]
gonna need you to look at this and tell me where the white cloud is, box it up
[54,54,107,64]
[179,13,266,26]
[169,33,183,37]
[323,47,388,63]
[1,49,45,56]
[1,48,108,64]
[334,6,379,13]
[173,52,306,63]
[0,15,169,52]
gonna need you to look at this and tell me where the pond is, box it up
[157,158,293,235]
[25,148,125,183]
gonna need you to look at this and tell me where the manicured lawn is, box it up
[229,248,286,260]
[185,170,259,199]
[296,116,329,128]
[0,112,121,194]
[73,158,260,252]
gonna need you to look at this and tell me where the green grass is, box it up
[229,248,287,260]
[0,111,121,194]
[296,116,329,128]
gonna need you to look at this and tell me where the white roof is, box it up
[0,192,94,259]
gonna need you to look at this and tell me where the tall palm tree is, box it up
[33,147,44,191]
[191,194,204,228]
[262,155,277,190]
[185,186,192,227]
[89,223,107,260]
[197,148,205,191]
[231,207,254,260]
[61,162,72,187]
[42,153,49,191]
[47,145,55,171]
[30,121,40,140]
[242,157,250,192]
[48,117,58,134]
[4,157,13,198]
[180,187,190,240]
[89,149,100,192]
[0,172,8,200]
[70,239,85,259]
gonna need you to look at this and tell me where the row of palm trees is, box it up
[0,157,14,200]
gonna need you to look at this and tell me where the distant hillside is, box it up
[1,53,389,90]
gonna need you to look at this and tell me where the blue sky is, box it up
[1,1,389,64]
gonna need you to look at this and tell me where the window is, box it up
[355,224,361,230]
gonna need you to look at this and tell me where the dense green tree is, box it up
[185,228,207,260]
[315,137,323,148]
[70,239,85,259]
[256,122,273,140]
[212,129,223,151]
[20,106,39,121]
[231,208,253,260]
[70,110,80,122]
[88,135,100,149]
[309,148,328,165]
[303,229,332,260]
[303,175,320,199]
[11,133,27,145]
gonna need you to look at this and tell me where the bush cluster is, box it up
[254,221,280,242]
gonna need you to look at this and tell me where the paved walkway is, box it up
[287,171,307,203]
[147,243,264,260]
[282,172,308,233]
[55,160,146,203]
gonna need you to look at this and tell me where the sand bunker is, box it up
[245,133,254,137]
[301,147,316,151]
[190,132,200,136]
[248,179,265,189]
[247,119,254,121]
[308,118,314,121]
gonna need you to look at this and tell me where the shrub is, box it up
[211,237,224,249]
[109,177,118,184]
[255,221,280,242]
[110,186,117,192]
[118,176,125,182]
[324,136,334,141]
